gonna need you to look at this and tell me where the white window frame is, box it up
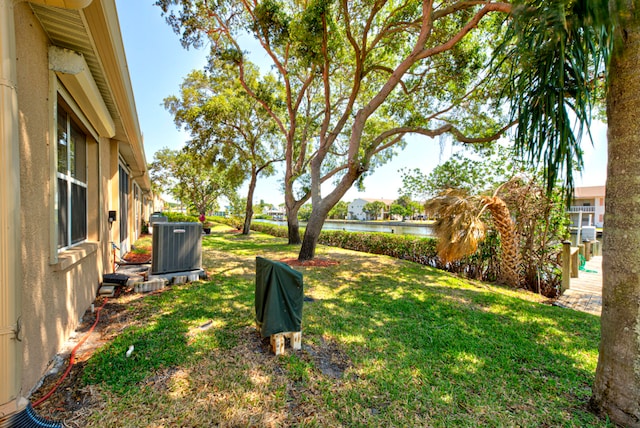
[50,77,99,260]
[56,98,88,251]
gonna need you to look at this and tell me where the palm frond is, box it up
[493,0,612,202]
[426,189,486,263]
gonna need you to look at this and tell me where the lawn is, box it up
[54,224,609,426]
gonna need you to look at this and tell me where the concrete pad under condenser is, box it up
[148,269,206,284]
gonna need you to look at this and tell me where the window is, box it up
[119,164,129,245]
[57,102,87,249]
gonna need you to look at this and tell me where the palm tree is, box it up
[426,189,486,263]
[591,4,640,424]
[426,184,521,287]
[500,0,640,423]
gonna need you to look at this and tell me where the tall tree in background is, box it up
[327,200,349,219]
[399,145,528,200]
[363,201,387,221]
[156,0,515,260]
[165,65,284,234]
[149,147,243,216]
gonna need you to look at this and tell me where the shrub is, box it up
[164,212,199,223]
[212,215,245,230]
[249,221,289,239]
[247,221,505,283]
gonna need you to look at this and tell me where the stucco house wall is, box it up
[15,3,97,392]
[15,1,113,393]
[348,198,394,221]
[0,0,152,415]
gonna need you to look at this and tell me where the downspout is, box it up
[0,0,92,422]
[0,0,24,419]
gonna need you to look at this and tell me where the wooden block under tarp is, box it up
[270,331,302,356]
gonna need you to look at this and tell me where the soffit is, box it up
[29,2,151,192]
[30,3,126,140]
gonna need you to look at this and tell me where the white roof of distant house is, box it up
[574,186,606,198]
[353,197,396,205]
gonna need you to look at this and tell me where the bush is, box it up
[249,221,290,239]
[212,215,244,230]
[164,212,199,223]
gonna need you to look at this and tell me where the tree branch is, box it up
[418,3,512,60]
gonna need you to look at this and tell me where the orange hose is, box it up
[32,298,108,408]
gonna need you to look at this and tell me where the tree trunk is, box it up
[242,171,258,235]
[484,196,521,287]
[299,209,327,261]
[298,173,357,260]
[591,7,640,425]
[286,204,301,245]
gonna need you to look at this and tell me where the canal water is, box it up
[255,219,435,237]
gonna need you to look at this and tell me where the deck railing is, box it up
[567,206,596,213]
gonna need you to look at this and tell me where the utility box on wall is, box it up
[152,222,202,274]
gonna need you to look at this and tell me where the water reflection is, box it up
[255,219,434,237]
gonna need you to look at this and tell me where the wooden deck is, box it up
[555,256,602,316]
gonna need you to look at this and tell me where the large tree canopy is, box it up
[149,147,243,216]
[399,144,532,200]
[156,0,515,260]
[164,63,284,234]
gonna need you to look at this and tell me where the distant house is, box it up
[1,0,152,419]
[266,205,286,220]
[568,186,606,228]
[348,198,395,221]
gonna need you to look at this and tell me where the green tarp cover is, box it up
[255,257,303,338]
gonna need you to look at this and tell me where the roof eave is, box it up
[81,0,150,192]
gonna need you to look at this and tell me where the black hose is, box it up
[0,403,62,428]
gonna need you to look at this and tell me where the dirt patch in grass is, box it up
[279,258,340,267]
[28,298,127,427]
[28,289,175,427]
[27,286,352,427]
[303,336,352,379]
[239,328,351,379]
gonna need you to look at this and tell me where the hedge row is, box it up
[210,217,500,281]
[322,228,499,280]
[317,230,440,265]
[163,212,200,223]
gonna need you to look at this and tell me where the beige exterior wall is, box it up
[14,3,106,393]
[0,1,153,406]
[109,142,121,256]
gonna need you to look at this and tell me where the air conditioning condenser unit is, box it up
[152,222,202,274]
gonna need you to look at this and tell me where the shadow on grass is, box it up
[82,228,607,427]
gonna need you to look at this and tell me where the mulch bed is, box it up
[279,258,340,267]
[122,252,151,264]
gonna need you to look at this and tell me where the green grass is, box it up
[131,235,152,254]
[82,223,608,427]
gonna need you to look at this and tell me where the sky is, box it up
[115,1,609,206]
